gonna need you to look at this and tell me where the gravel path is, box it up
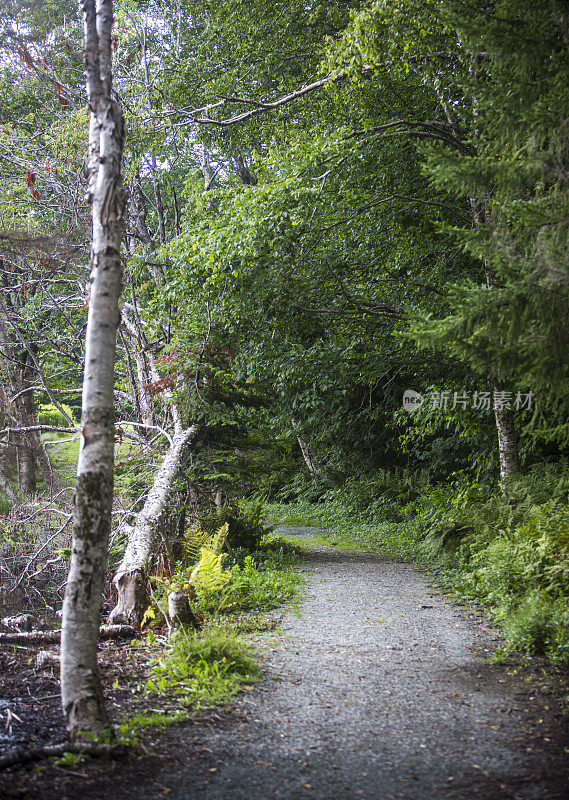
[6,528,567,800]
[159,529,568,800]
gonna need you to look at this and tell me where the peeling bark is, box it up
[60,0,125,741]
[109,424,199,627]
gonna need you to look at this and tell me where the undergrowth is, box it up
[117,506,303,742]
[150,521,302,619]
[114,626,260,744]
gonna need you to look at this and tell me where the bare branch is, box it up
[193,53,460,127]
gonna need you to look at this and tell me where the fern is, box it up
[209,523,230,556]
[189,547,232,594]
[184,522,229,564]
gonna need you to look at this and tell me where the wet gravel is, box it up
[2,529,568,799]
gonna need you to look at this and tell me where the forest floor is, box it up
[1,526,569,799]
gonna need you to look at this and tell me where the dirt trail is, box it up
[4,529,568,799]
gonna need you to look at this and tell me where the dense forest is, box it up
[1,0,569,754]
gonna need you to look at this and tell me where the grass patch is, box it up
[117,710,191,743]
[264,501,417,559]
[145,626,261,708]
[115,615,279,744]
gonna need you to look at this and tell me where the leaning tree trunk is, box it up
[60,0,125,741]
[291,415,321,484]
[109,424,199,627]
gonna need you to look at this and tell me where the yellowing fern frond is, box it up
[184,522,229,564]
[189,547,231,593]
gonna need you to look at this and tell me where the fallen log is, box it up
[35,649,60,669]
[109,424,200,627]
[1,614,35,631]
[0,624,137,645]
[0,741,129,771]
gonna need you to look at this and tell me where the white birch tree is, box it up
[60,0,124,739]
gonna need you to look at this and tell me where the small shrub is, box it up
[149,528,302,620]
[199,501,272,550]
[504,594,554,655]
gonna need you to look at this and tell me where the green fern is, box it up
[189,547,232,594]
[184,522,229,565]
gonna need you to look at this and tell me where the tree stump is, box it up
[167,591,201,632]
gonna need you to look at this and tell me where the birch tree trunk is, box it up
[493,386,520,488]
[470,198,521,486]
[486,257,521,487]
[60,0,124,740]
[121,312,157,433]
[109,424,199,626]
[291,415,321,484]
[17,440,36,495]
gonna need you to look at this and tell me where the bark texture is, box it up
[168,590,201,631]
[109,424,199,627]
[291,415,321,484]
[60,0,124,741]
[0,624,135,645]
[493,386,520,488]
